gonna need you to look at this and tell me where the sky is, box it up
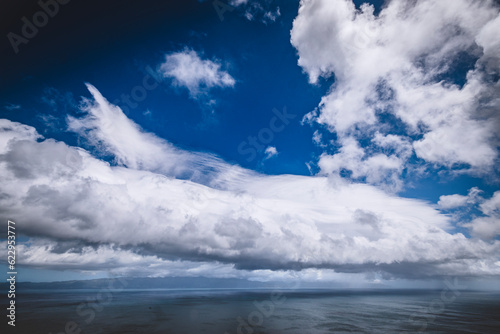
[0,0,499,287]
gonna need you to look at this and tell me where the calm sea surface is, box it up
[3,289,500,333]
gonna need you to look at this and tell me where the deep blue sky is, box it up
[1,0,496,201]
[2,0,323,176]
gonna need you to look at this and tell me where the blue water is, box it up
[3,289,500,333]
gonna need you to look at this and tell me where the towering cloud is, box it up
[291,0,500,188]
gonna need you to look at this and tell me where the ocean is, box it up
[3,289,500,333]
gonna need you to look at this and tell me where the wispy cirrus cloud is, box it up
[67,84,250,187]
[229,0,281,23]
[4,103,21,111]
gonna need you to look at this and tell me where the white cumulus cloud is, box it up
[264,146,278,159]
[292,0,500,186]
[159,49,235,99]
[466,191,500,239]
